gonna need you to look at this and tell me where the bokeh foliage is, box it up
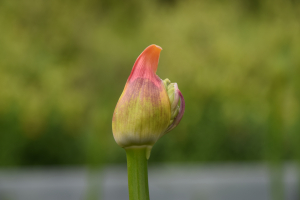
[0,0,299,166]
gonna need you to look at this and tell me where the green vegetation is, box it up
[0,0,299,166]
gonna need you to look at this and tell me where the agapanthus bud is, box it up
[112,45,185,152]
[163,79,185,134]
[163,79,179,122]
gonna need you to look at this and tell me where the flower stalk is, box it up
[126,147,150,200]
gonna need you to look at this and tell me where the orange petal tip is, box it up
[128,44,163,83]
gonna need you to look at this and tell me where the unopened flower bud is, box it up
[112,45,185,154]
[163,79,180,121]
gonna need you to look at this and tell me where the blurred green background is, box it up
[0,0,299,167]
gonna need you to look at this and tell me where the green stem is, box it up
[125,147,150,200]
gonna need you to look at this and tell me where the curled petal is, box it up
[169,83,179,118]
[164,88,185,134]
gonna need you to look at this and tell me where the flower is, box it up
[112,45,185,154]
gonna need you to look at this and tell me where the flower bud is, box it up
[163,79,180,123]
[162,79,185,134]
[112,45,185,152]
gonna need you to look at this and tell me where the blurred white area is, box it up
[0,163,298,200]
